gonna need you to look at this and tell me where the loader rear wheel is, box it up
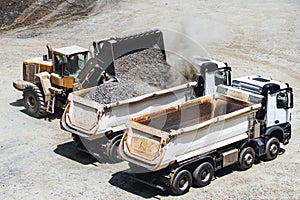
[170,170,192,195]
[193,162,214,187]
[238,147,255,170]
[23,84,47,118]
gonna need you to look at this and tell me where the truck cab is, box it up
[232,76,293,144]
[192,57,231,97]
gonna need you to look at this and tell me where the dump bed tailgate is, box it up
[62,90,103,137]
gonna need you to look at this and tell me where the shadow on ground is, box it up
[109,171,167,199]
[54,141,98,165]
[109,147,287,198]
[10,98,64,121]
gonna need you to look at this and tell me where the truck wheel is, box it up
[192,162,214,187]
[264,137,280,161]
[107,136,122,163]
[238,147,255,170]
[23,84,47,118]
[170,169,192,195]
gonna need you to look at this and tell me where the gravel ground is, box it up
[1,0,300,199]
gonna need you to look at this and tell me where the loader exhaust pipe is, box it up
[46,43,53,60]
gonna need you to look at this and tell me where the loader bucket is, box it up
[77,29,166,88]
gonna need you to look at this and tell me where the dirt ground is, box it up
[1,0,300,199]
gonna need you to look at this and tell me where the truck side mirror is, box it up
[277,92,289,109]
[288,91,293,108]
[214,71,227,86]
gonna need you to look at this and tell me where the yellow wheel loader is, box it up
[13,30,165,118]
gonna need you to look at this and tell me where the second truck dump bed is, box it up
[119,91,261,171]
[61,82,197,138]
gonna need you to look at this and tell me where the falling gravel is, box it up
[85,48,172,104]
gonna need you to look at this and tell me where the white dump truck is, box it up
[119,76,293,195]
[61,59,231,162]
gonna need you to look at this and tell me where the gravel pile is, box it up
[85,48,171,104]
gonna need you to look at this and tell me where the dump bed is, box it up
[61,82,197,139]
[119,87,262,171]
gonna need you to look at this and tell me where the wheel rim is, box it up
[244,153,254,166]
[109,139,121,162]
[269,143,278,155]
[26,93,37,108]
[112,141,120,159]
[201,169,210,182]
[179,176,189,190]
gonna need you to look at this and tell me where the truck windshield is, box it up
[64,53,87,76]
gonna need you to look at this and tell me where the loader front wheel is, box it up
[23,84,47,118]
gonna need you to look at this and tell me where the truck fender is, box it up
[239,140,251,152]
[265,126,284,143]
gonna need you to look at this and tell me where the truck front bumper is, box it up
[282,123,291,145]
[283,132,291,145]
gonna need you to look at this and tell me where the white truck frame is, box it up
[60,59,231,162]
[119,76,293,195]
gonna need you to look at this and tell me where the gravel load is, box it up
[85,48,172,104]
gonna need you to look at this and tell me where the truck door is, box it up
[266,91,291,127]
[204,70,230,95]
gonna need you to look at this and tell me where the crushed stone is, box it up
[85,48,172,104]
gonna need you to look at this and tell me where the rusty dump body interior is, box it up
[121,93,261,171]
[134,95,252,132]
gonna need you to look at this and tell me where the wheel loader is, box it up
[13,29,165,118]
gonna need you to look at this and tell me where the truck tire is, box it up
[107,136,122,163]
[192,162,214,187]
[170,169,192,195]
[264,137,280,161]
[23,84,47,118]
[238,147,255,170]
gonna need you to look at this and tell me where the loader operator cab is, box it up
[53,46,89,78]
[192,57,231,97]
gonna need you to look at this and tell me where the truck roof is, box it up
[191,56,228,69]
[53,45,89,56]
[232,76,287,94]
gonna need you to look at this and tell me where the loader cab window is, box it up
[215,71,229,86]
[54,54,63,76]
[64,53,87,76]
